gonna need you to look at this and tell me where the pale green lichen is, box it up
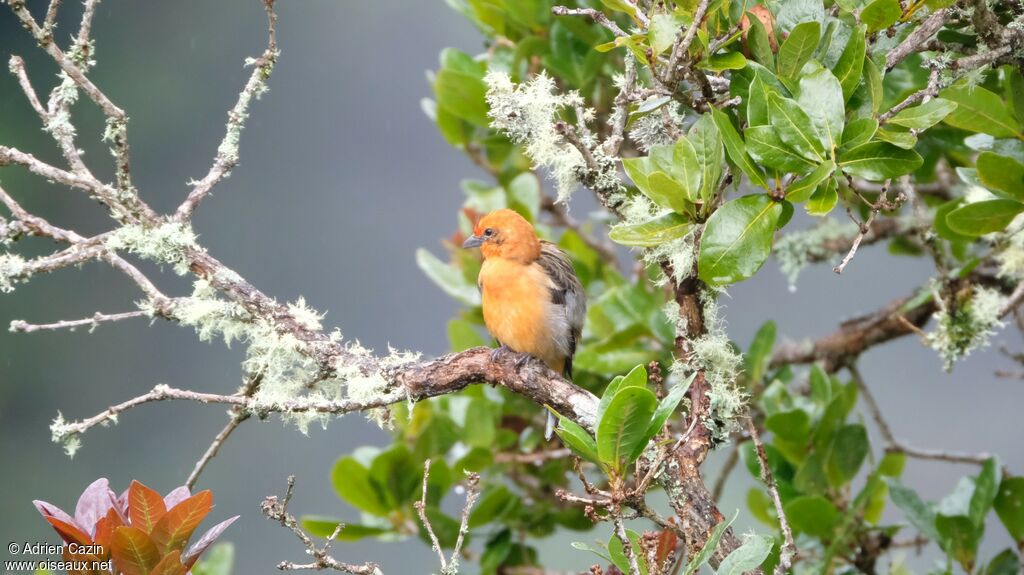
[484,71,590,203]
[50,412,81,459]
[774,219,854,289]
[667,291,746,445]
[997,229,1024,281]
[171,279,252,345]
[0,253,27,293]
[628,103,685,152]
[106,221,198,275]
[926,285,1007,372]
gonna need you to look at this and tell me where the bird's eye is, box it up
[484,228,494,237]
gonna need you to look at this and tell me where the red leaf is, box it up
[150,550,187,575]
[655,528,678,564]
[34,500,78,526]
[110,525,160,575]
[60,550,90,575]
[128,480,167,533]
[163,486,190,510]
[183,515,238,568]
[150,490,212,553]
[93,508,124,560]
[44,516,93,547]
[75,478,116,536]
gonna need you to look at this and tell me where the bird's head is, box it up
[461,208,541,263]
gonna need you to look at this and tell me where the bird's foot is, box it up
[514,352,533,369]
[490,345,511,363]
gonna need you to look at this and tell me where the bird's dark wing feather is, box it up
[538,240,585,377]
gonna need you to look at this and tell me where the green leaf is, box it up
[609,212,692,247]
[301,518,390,541]
[936,514,980,572]
[646,171,695,215]
[841,117,878,149]
[683,511,738,575]
[860,0,901,32]
[622,156,653,191]
[942,84,1022,138]
[838,142,923,180]
[768,92,826,161]
[448,319,485,351]
[555,415,600,464]
[701,51,748,71]
[786,495,840,537]
[875,127,918,150]
[698,194,784,286]
[786,160,835,202]
[747,75,772,128]
[777,21,820,79]
[826,424,869,487]
[689,114,725,202]
[465,398,496,447]
[597,386,658,474]
[946,199,1024,236]
[608,529,648,575]
[887,98,958,130]
[994,477,1024,542]
[746,126,815,172]
[712,108,769,189]
[806,176,838,216]
[191,542,234,575]
[649,13,682,54]
[863,56,883,114]
[887,478,941,541]
[416,249,480,306]
[970,457,1001,527]
[716,534,773,575]
[601,0,638,17]
[985,549,1020,575]
[331,456,389,516]
[744,320,777,383]
[977,152,1024,199]
[765,409,811,442]
[798,66,845,152]
[645,372,696,445]
[469,485,518,528]
[745,12,775,68]
[506,172,541,220]
[434,69,489,127]
[833,25,866,102]
[667,137,704,203]
[368,445,420,508]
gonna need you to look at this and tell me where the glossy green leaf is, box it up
[786,160,835,202]
[609,212,692,247]
[331,456,389,516]
[469,485,518,528]
[644,372,696,448]
[701,51,748,71]
[886,478,941,541]
[798,66,845,152]
[716,534,773,575]
[946,199,1024,236]
[786,495,840,537]
[301,518,390,541]
[649,13,682,54]
[698,194,784,286]
[745,12,775,68]
[622,156,653,191]
[833,25,866,102]
[744,320,777,383]
[607,529,648,575]
[747,74,772,127]
[555,415,599,464]
[977,152,1024,199]
[647,171,694,214]
[838,142,923,180]
[448,319,485,351]
[777,21,820,79]
[994,477,1024,542]
[765,409,811,442]
[860,0,901,32]
[668,137,704,203]
[768,92,826,161]
[434,69,489,127]
[689,114,725,202]
[416,249,481,306]
[863,57,883,114]
[942,85,1022,138]
[712,108,769,188]
[596,386,658,474]
[746,126,815,172]
[683,511,738,575]
[936,514,979,572]
[826,424,869,486]
[985,549,1020,575]
[841,117,878,148]
[806,176,838,215]
[970,457,1001,527]
[875,127,917,150]
[887,98,958,130]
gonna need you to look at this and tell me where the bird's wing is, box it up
[538,240,586,376]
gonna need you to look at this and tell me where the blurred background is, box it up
[1,1,1021,573]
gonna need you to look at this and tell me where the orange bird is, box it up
[462,209,586,435]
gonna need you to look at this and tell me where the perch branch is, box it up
[747,420,796,575]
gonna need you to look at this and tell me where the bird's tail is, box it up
[544,410,556,440]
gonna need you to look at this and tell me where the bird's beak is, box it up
[461,235,485,249]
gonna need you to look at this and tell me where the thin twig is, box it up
[747,420,796,575]
[261,476,381,573]
[9,310,148,333]
[551,6,628,37]
[414,459,481,575]
[415,460,449,571]
[612,513,643,575]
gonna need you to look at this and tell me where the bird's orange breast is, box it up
[479,258,564,372]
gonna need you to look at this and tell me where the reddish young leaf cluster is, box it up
[34,478,238,575]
